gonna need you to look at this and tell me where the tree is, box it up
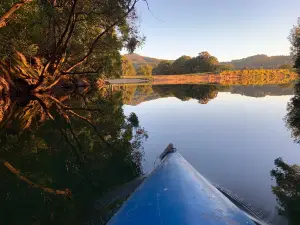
[152,52,220,75]
[192,52,219,73]
[137,64,152,76]
[122,56,136,76]
[170,55,191,74]
[0,0,144,95]
[153,84,222,104]
[285,81,300,143]
[271,158,300,225]
[289,18,300,70]
[278,64,293,70]
[217,64,234,72]
[0,88,148,225]
[152,60,172,75]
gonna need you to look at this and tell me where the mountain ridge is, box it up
[124,53,293,69]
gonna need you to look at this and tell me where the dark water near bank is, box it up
[1,83,300,225]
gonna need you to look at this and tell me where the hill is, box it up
[124,53,169,69]
[124,53,294,71]
[222,54,293,69]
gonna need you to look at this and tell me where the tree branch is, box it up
[64,0,139,73]
[54,0,78,54]
[0,0,33,28]
[46,95,111,146]
[2,160,72,197]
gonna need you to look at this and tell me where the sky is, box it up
[132,0,300,61]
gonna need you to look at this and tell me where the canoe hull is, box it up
[108,152,256,225]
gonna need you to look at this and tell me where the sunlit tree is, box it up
[289,18,300,70]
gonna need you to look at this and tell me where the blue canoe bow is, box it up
[108,144,264,225]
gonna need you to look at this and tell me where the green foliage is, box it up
[123,53,164,69]
[0,0,143,82]
[286,81,300,143]
[152,60,173,75]
[217,63,234,72]
[271,158,300,225]
[118,82,296,106]
[224,55,293,69]
[122,56,136,76]
[289,18,300,70]
[152,52,219,75]
[278,64,293,70]
[137,64,152,76]
[128,112,139,127]
[170,55,191,74]
[0,89,148,225]
[153,84,223,104]
[192,52,219,73]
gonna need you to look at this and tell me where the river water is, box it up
[1,82,300,225]
[123,84,300,225]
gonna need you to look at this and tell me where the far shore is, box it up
[106,70,297,86]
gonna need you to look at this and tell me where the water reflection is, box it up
[115,83,295,106]
[1,81,300,225]
[121,82,300,225]
[0,88,147,225]
[271,158,300,225]
[270,80,300,225]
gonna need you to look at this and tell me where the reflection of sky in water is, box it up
[124,92,300,225]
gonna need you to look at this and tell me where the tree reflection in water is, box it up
[0,86,147,225]
[271,80,300,225]
[271,158,300,225]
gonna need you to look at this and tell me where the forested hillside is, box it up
[124,53,167,69]
[221,55,293,69]
[124,53,293,75]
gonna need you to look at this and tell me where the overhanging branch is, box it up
[2,160,72,197]
[0,0,33,28]
[64,0,139,73]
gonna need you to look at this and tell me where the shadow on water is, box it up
[2,78,300,225]
[0,86,148,225]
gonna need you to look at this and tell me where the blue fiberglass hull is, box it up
[108,151,256,225]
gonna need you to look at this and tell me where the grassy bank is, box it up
[152,69,297,85]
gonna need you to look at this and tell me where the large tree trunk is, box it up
[0,0,33,28]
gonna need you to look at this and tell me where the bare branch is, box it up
[0,0,33,29]
[143,0,164,22]
[54,0,78,53]
[2,160,72,197]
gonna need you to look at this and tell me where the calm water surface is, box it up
[1,83,300,225]
[124,84,300,225]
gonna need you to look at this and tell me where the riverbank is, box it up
[106,69,297,86]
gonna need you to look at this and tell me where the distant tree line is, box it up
[222,55,294,70]
[152,52,295,75]
[124,53,295,76]
[152,52,223,75]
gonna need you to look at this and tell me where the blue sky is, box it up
[132,0,300,61]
